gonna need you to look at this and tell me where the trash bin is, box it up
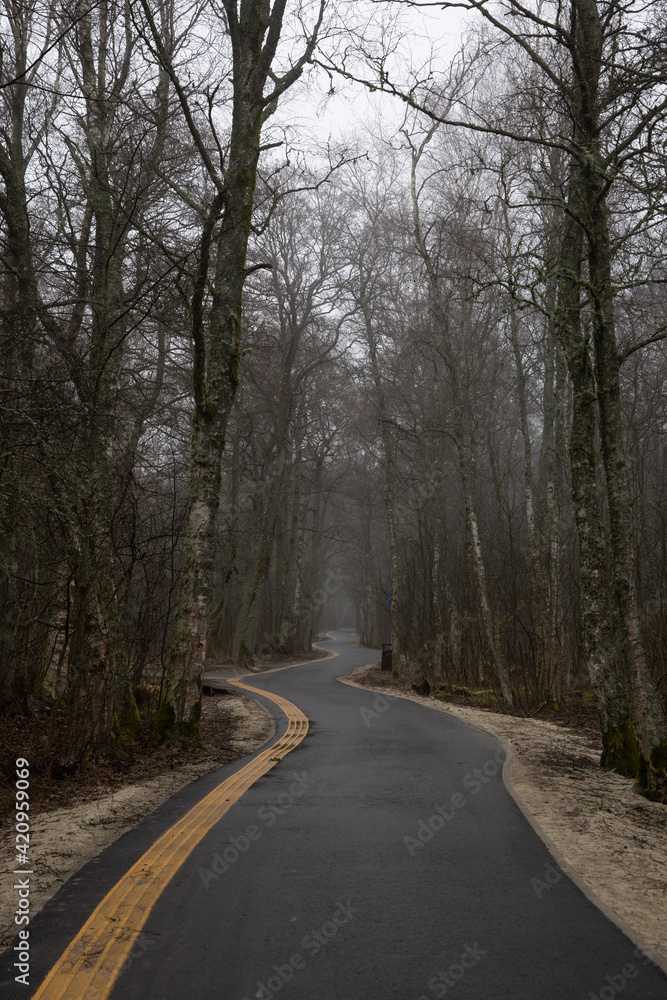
[381,643,392,671]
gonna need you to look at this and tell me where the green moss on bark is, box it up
[114,698,141,747]
[650,738,667,775]
[603,730,667,802]
[638,739,667,802]
[176,716,202,747]
[149,698,202,748]
[600,715,639,777]
[150,699,176,746]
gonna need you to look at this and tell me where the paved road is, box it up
[5,631,667,999]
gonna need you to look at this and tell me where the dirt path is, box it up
[0,691,273,950]
[339,664,667,968]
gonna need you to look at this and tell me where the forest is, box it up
[1,0,667,802]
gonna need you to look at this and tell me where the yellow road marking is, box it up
[33,641,338,1000]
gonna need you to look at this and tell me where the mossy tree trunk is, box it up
[554,195,637,770]
[565,0,667,796]
[552,141,642,784]
[68,0,142,751]
[209,425,242,654]
[0,26,40,707]
[0,0,164,754]
[147,0,325,743]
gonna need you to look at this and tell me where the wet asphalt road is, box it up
[5,631,667,1000]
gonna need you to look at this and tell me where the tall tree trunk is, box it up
[300,470,325,650]
[210,426,242,654]
[143,0,325,742]
[539,287,565,703]
[237,440,290,660]
[586,173,667,793]
[553,165,639,777]
[360,299,402,678]
[410,149,513,704]
[499,194,553,700]
[506,290,551,700]
[570,0,667,796]
[154,88,265,738]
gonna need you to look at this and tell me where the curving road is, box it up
[5,631,667,999]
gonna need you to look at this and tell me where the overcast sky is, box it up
[273,2,472,150]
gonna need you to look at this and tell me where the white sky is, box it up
[272,2,472,150]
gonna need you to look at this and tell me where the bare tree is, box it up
[137,0,328,741]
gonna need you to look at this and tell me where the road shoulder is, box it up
[0,690,274,952]
[339,664,667,971]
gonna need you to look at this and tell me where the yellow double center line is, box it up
[33,642,338,1000]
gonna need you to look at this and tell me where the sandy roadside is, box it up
[3,663,665,973]
[339,664,667,969]
[0,691,274,951]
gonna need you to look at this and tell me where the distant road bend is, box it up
[7,631,667,1000]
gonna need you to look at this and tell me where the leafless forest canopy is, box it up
[1,0,667,797]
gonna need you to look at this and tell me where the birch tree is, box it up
[139,0,327,741]
[341,0,667,795]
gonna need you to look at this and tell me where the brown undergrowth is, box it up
[0,688,246,826]
[354,665,601,735]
